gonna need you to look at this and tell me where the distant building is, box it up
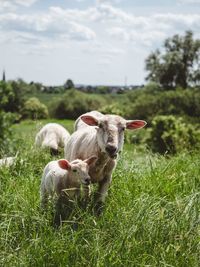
[2,69,6,81]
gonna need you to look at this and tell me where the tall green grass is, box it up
[0,121,199,266]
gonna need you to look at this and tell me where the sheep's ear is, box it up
[58,159,71,170]
[126,120,147,130]
[81,115,99,126]
[84,156,98,166]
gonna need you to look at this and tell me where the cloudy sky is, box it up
[0,0,200,86]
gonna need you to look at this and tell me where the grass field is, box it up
[0,120,199,267]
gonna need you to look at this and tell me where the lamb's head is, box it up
[81,114,147,159]
[58,156,97,185]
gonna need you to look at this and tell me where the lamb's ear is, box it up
[126,120,147,130]
[58,159,71,170]
[84,156,98,166]
[80,115,99,126]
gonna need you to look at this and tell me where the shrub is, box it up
[21,97,48,120]
[99,103,125,116]
[50,90,105,119]
[0,111,16,157]
[0,81,14,111]
[0,81,25,113]
[125,88,200,123]
[147,115,200,154]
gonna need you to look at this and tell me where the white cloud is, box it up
[178,0,200,4]
[97,58,112,66]
[0,0,39,11]
[106,10,200,46]
[1,3,200,54]
[82,42,125,57]
[108,27,167,47]
[96,0,123,4]
[13,0,39,7]
[0,9,96,43]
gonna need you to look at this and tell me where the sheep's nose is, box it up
[106,144,117,155]
[84,177,91,185]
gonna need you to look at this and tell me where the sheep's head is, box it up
[58,156,97,185]
[81,114,147,159]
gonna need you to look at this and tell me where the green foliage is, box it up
[0,111,16,157]
[64,79,74,90]
[99,103,125,116]
[0,80,25,113]
[0,81,14,110]
[0,121,199,266]
[50,89,106,119]
[125,88,200,122]
[0,81,18,156]
[8,81,25,112]
[148,115,200,154]
[146,31,200,88]
[21,97,49,120]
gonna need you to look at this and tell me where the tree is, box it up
[0,81,15,156]
[145,31,200,89]
[21,97,49,119]
[0,80,25,113]
[64,79,74,90]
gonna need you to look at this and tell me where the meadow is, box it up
[0,119,199,267]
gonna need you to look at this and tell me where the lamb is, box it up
[40,156,97,224]
[35,123,70,155]
[65,111,147,215]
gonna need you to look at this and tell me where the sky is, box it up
[0,0,200,86]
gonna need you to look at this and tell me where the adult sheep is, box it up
[65,111,147,215]
[35,123,70,155]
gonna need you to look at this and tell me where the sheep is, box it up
[40,156,97,225]
[0,156,16,168]
[65,111,147,215]
[35,123,70,155]
[0,152,20,168]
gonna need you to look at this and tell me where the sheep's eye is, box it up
[121,127,125,132]
[72,169,77,173]
[98,123,103,129]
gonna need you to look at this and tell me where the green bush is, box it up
[99,103,125,116]
[50,90,105,119]
[0,111,16,157]
[0,81,25,113]
[21,97,49,120]
[147,115,200,154]
[125,88,200,123]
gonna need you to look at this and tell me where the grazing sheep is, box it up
[0,152,20,168]
[0,156,16,168]
[40,156,97,224]
[35,123,70,155]
[65,111,147,215]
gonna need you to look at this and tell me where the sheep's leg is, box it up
[94,176,112,216]
[54,195,63,227]
[83,185,91,203]
[50,148,59,156]
[54,193,74,227]
[40,188,48,210]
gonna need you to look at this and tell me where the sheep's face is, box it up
[96,116,126,159]
[58,156,97,185]
[70,160,91,185]
[81,114,147,159]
